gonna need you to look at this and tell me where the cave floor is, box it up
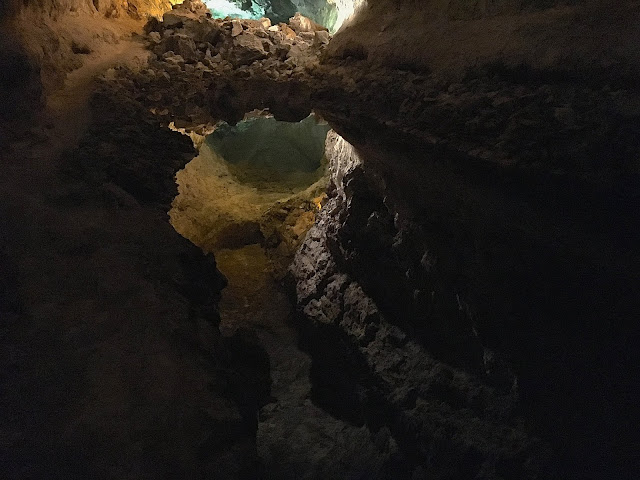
[215,244,389,479]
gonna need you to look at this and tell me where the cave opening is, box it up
[207,113,330,191]
[169,114,375,475]
[202,0,339,31]
[170,112,329,254]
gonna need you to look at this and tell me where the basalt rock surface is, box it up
[1,29,271,479]
[290,133,551,478]
[293,4,640,478]
[292,77,640,477]
[119,4,331,129]
[293,86,639,480]
[49,2,640,476]
[3,0,640,478]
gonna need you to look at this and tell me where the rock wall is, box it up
[1,58,273,480]
[287,1,640,477]
[3,0,639,476]
[82,5,640,475]
[293,116,640,477]
[1,5,273,475]
[0,0,178,119]
[328,0,640,80]
[2,0,175,21]
[291,131,550,478]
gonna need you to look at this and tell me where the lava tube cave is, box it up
[1,0,640,479]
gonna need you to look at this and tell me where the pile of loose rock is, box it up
[98,0,332,134]
[106,0,640,183]
[147,0,329,74]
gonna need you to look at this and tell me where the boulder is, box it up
[313,30,330,47]
[163,11,189,28]
[161,34,198,63]
[289,12,327,33]
[287,43,309,60]
[143,16,161,34]
[299,31,315,43]
[163,0,209,29]
[279,23,297,40]
[260,17,272,29]
[242,17,272,30]
[148,31,161,44]
[229,33,268,66]
[181,0,209,15]
[184,19,224,44]
[162,11,222,45]
[231,19,243,37]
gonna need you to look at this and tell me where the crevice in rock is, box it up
[165,105,397,477]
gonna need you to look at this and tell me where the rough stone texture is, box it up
[0,0,187,122]
[2,0,640,477]
[289,12,328,32]
[0,34,43,125]
[0,34,269,478]
[296,82,639,477]
[328,0,640,81]
[145,6,330,83]
[91,12,640,476]
[161,33,198,62]
[289,132,551,479]
[292,77,640,475]
[303,5,640,477]
[230,33,268,65]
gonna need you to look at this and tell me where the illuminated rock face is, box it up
[203,0,339,31]
[169,115,330,255]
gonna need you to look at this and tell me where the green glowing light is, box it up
[207,114,330,174]
[203,0,264,19]
[202,0,338,31]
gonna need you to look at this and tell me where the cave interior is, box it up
[1,0,639,479]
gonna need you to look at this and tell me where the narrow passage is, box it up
[216,245,387,479]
